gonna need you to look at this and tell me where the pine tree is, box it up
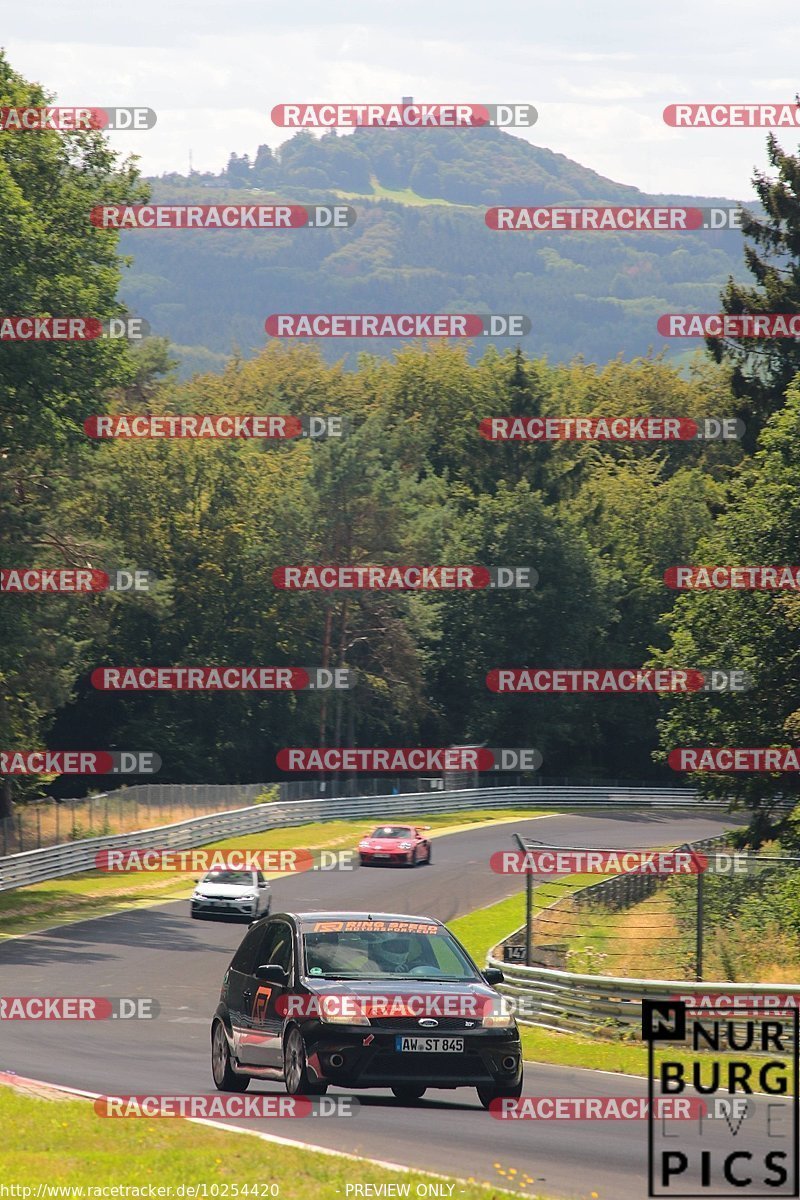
[707,115,800,450]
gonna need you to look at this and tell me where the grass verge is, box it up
[1,1084,539,1196]
[0,808,548,940]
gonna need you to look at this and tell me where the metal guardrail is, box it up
[486,955,797,1039]
[0,783,711,892]
[488,834,796,1038]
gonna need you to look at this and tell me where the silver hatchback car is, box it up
[191,869,271,923]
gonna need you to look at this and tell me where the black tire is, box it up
[391,1085,427,1103]
[476,1078,523,1110]
[424,844,432,865]
[211,1021,250,1092]
[410,848,419,868]
[283,1026,328,1096]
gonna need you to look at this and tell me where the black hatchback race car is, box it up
[210,910,523,1108]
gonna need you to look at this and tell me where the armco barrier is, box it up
[0,783,711,892]
[485,955,798,1040]
[487,834,796,1039]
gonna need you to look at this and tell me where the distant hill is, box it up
[121,127,750,377]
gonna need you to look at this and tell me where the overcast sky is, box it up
[4,0,799,199]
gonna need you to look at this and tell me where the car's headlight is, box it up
[482,1001,516,1028]
[319,995,370,1026]
[236,893,257,901]
[192,891,204,899]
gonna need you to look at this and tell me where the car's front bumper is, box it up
[302,1023,522,1089]
[360,851,413,865]
[191,897,258,920]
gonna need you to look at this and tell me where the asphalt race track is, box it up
[0,810,764,1199]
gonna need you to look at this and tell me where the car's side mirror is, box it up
[255,963,289,984]
[258,880,269,888]
[482,968,504,986]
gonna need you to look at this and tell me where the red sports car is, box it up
[358,824,432,867]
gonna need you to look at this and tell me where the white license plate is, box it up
[374,853,390,858]
[395,1037,464,1053]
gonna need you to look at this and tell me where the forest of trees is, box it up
[3,51,800,845]
[126,127,748,377]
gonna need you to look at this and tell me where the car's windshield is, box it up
[300,920,479,980]
[369,826,412,838]
[200,870,254,886]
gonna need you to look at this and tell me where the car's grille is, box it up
[368,1016,477,1031]
[363,1052,491,1081]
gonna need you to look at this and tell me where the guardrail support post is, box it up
[525,871,533,965]
[514,833,534,965]
[696,869,704,982]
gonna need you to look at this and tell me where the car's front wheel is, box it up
[476,1078,523,1110]
[211,1021,249,1092]
[283,1027,328,1096]
[391,1085,427,1103]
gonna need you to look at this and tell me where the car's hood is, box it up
[195,882,258,898]
[302,978,494,1000]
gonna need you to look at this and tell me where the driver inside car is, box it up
[371,935,421,974]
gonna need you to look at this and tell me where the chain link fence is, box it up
[503,832,800,984]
